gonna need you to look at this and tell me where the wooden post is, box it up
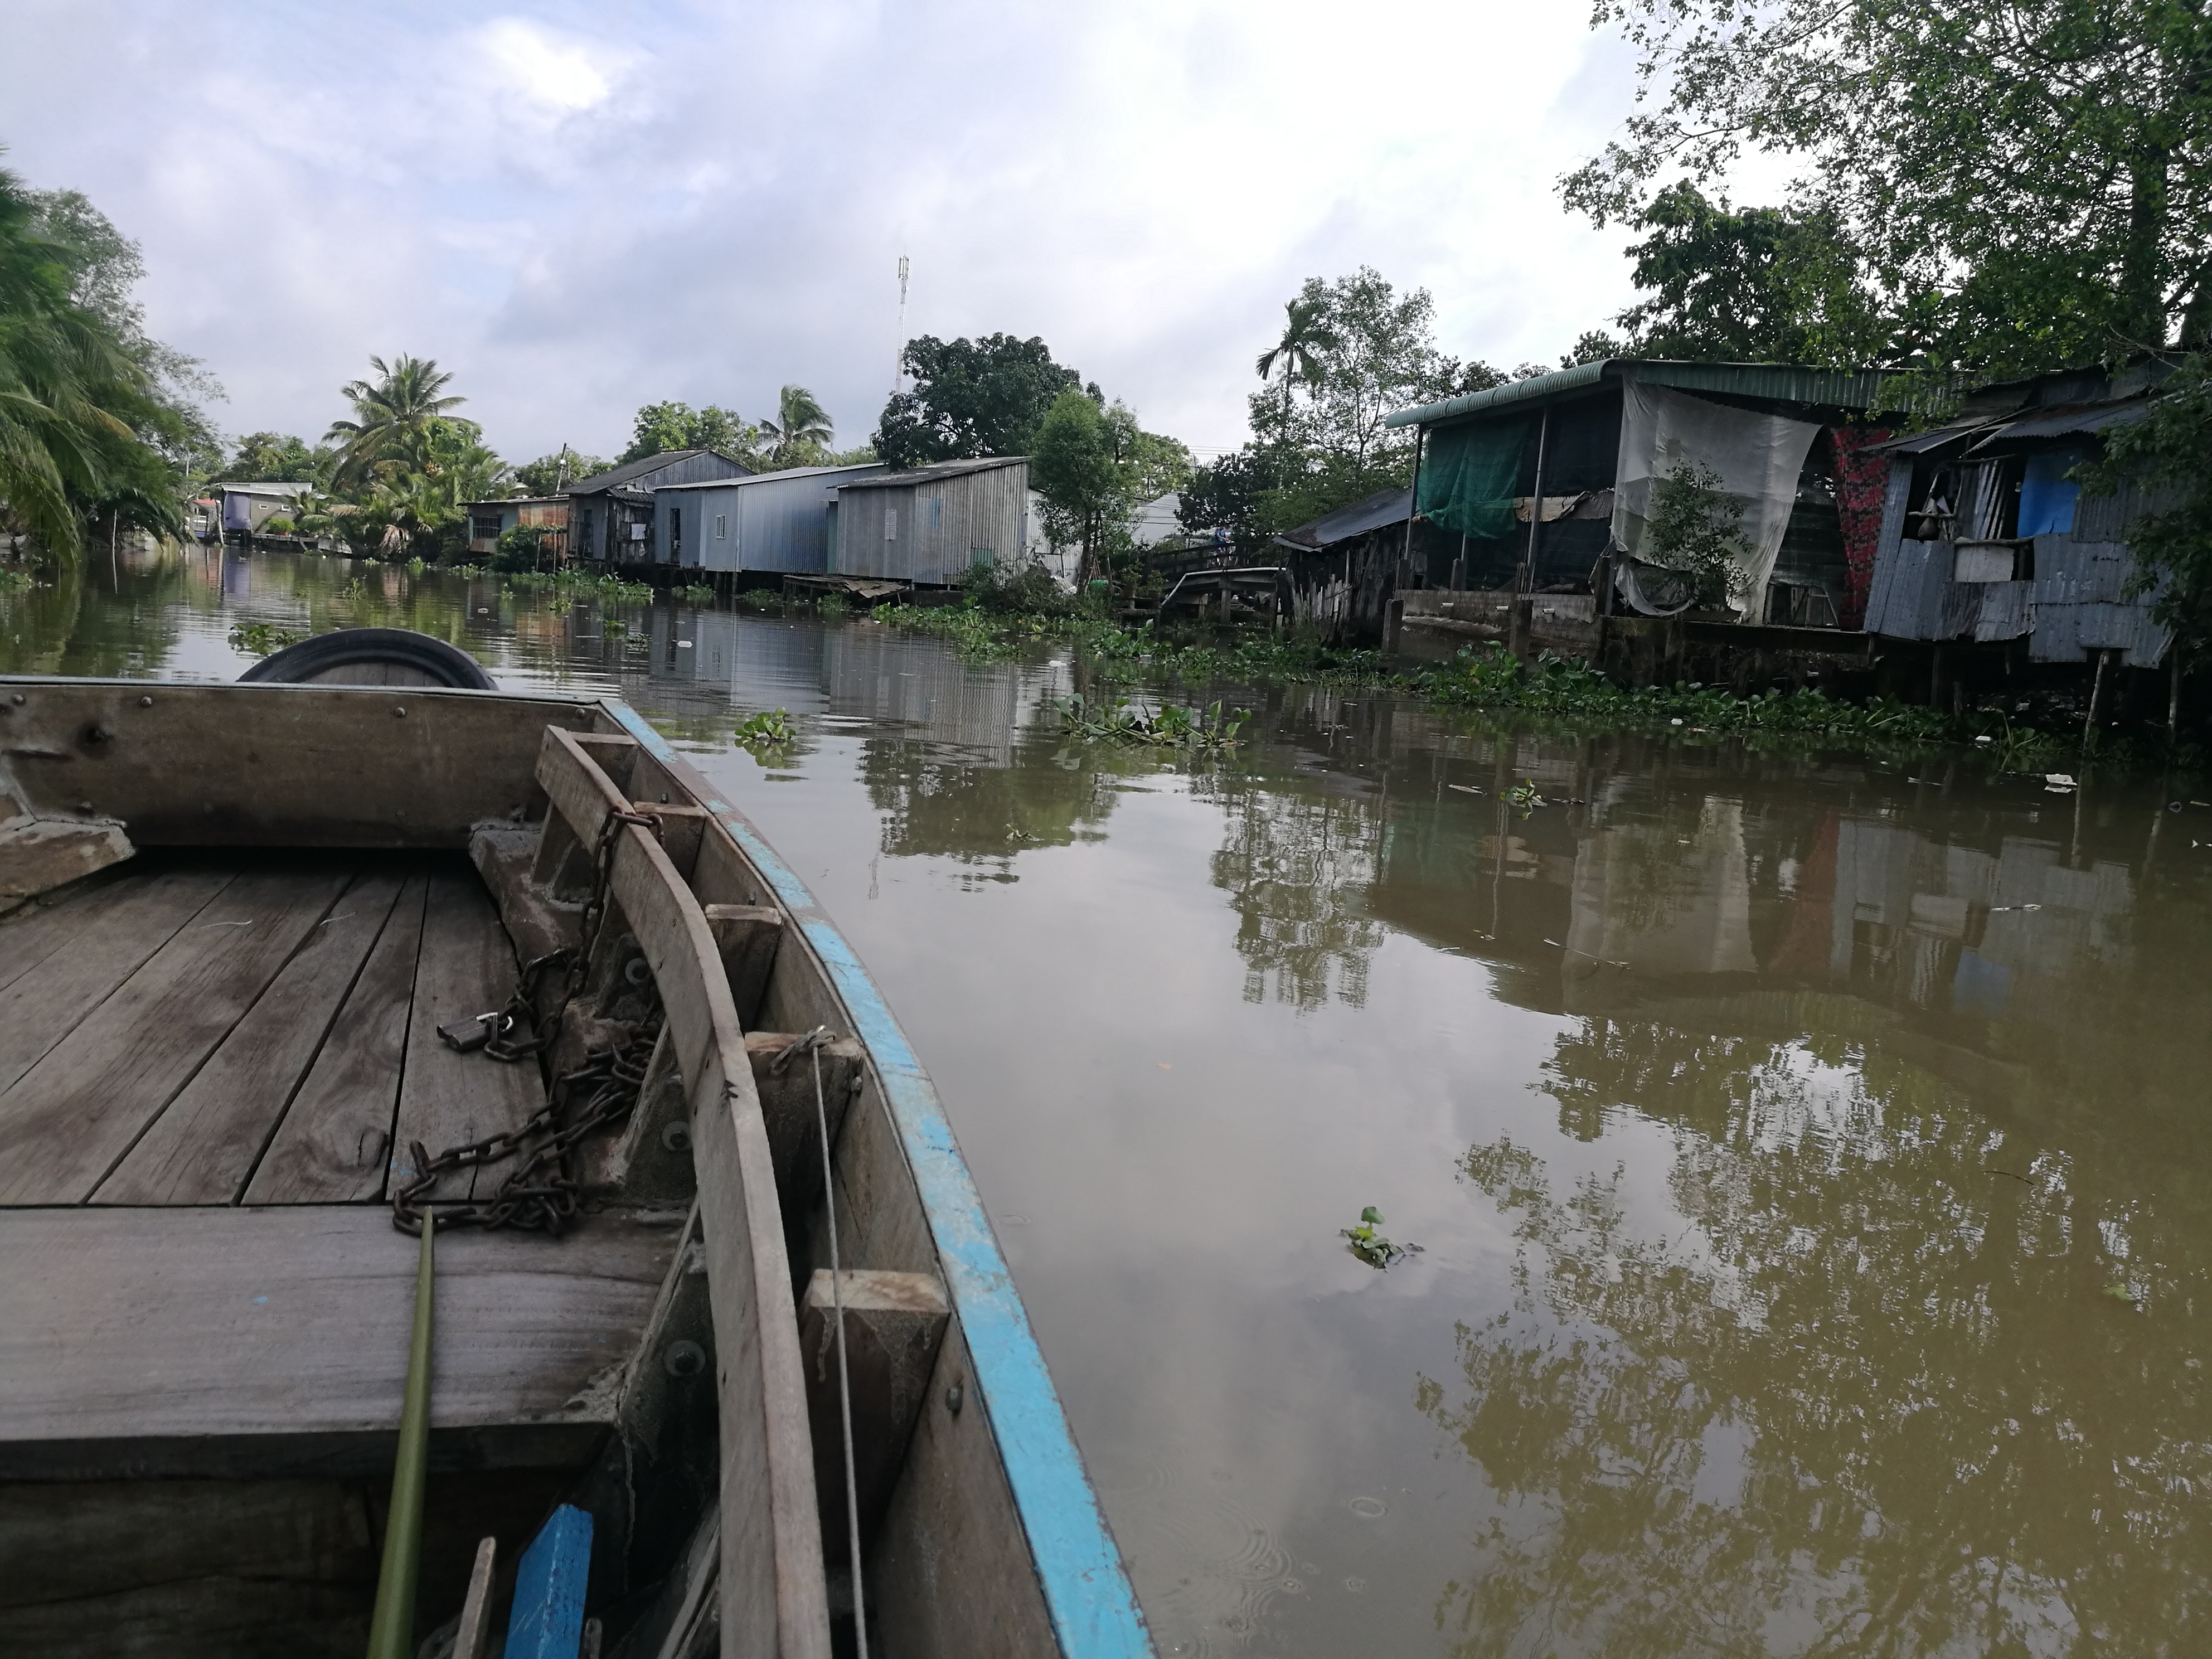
[2084,647,2111,750]
[457,1537,498,1659]
[798,1270,951,1566]
[1520,405,1550,594]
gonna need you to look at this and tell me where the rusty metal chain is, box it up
[397,802,666,1236]
[393,1022,659,1236]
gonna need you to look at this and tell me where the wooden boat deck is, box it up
[0,850,541,1206]
[0,852,680,1482]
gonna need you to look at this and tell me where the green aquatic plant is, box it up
[676,583,715,603]
[1342,1206,1417,1269]
[227,621,305,657]
[0,566,38,593]
[734,707,797,760]
[1054,693,1247,751]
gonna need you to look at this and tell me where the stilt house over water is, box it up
[653,463,888,580]
[831,457,1035,586]
[1860,358,2177,672]
[563,449,751,565]
[1376,360,1930,645]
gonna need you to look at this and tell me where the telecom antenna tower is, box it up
[892,255,910,394]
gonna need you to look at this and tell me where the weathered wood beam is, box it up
[797,1270,950,1566]
[705,905,784,1030]
[0,1206,675,1478]
[0,814,134,914]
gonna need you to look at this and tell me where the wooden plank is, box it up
[0,867,353,1205]
[0,865,158,996]
[797,1270,949,1567]
[1,1575,373,1659]
[705,906,783,1030]
[0,866,234,1093]
[0,680,600,848]
[96,871,409,1205]
[244,874,429,1205]
[388,866,542,1202]
[0,1478,374,1610]
[0,1206,674,1462]
[456,1536,499,1659]
[0,816,134,911]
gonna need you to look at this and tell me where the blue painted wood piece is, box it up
[505,1505,593,1659]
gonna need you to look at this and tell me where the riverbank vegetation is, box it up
[0,162,218,563]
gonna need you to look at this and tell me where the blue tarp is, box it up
[2017,450,2082,538]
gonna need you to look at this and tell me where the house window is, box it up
[714,513,727,540]
[929,496,942,529]
[668,506,682,561]
[886,508,898,542]
[470,513,502,541]
[581,507,595,549]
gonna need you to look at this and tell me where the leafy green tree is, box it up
[0,164,186,557]
[1568,0,2212,373]
[323,355,464,487]
[1613,182,1893,364]
[210,431,324,485]
[874,334,1081,470]
[1241,268,1461,535]
[756,384,834,469]
[28,186,223,498]
[1645,459,1753,606]
[618,401,755,465]
[1031,389,1191,590]
[511,448,607,494]
[1176,447,1294,557]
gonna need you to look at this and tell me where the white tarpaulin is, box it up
[1611,381,1822,620]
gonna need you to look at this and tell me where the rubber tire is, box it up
[237,627,498,690]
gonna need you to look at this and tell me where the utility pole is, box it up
[891,255,910,394]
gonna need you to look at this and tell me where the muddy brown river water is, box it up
[9,545,2210,1656]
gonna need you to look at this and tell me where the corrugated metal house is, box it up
[217,482,313,537]
[564,449,751,564]
[1862,361,2174,666]
[1384,360,1928,632]
[462,496,570,558]
[832,458,1032,585]
[653,463,887,576]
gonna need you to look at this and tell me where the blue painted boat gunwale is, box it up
[605,702,1154,1659]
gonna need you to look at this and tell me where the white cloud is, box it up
[472,16,617,115]
[1,0,1662,465]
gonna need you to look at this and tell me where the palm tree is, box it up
[1255,297,1338,426]
[755,384,834,470]
[324,354,464,487]
[0,164,178,559]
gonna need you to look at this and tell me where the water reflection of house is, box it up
[822,625,1034,763]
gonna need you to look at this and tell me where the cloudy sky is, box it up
[4,1,1660,466]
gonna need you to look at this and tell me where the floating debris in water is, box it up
[1988,903,2042,913]
[1341,1206,1419,1269]
[2044,773,2078,792]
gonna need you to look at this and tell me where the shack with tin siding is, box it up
[832,457,1032,585]
[655,463,887,576]
[564,448,751,564]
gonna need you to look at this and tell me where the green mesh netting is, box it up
[1415,417,1531,541]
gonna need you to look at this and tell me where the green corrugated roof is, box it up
[1384,360,1946,429]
